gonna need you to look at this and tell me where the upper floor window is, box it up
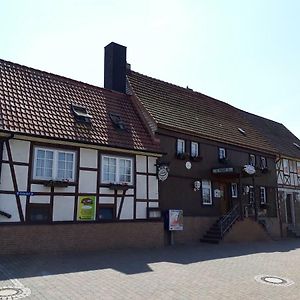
[260,187,267,204]
[202,180,212,205]
[218,147,226,160]
[249,154,256,167]
[177,139,185,155]
[283,159,289,175]
[191,142,199,158]
[101,155,133,185]
[260,156,267,169]
[33,147,76,181]
[231,183,238,198]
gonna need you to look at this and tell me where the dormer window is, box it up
[71,104,92,124]
[249,154,256,167]
[109,113,126,130]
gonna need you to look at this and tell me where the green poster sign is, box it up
[77,196,96,221]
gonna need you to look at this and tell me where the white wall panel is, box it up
[117,196,134,220]
[2,143,8,161]
[53,196,75,221]
[136,201,147,219]
[0,194,20,222]
[0,163,14,191]
[30,195,50,204]
[99,187,114,195]
[54,186,76,193]
[80,148,98,168]
[148,201,159,208]
[136,175,147,199]
[78,170,97,193]
[20,196,26,218]
[136,155,147,173]
[148,175,159,200]
[10,140,30,163]
[15,166,28,191]
[148,157,157,174]
[99,196,115,204]
[31,184,51,193]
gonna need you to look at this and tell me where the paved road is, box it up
[0,240,300,299]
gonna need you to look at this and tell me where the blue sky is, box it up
[1,0,299,139]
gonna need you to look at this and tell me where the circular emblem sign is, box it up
[158,165,169,181]
[185,161,192,170]
[243,164,256,175]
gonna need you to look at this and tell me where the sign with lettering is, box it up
[169,209,183,231]
[212,167,234,174]
[16,191,34,196]
[77,196,96,221]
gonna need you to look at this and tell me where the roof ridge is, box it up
[0,58,126,96]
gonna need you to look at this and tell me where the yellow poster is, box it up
[77,196,96,221]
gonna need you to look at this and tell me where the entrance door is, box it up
[219,183,230,215]
[286,194,294,225]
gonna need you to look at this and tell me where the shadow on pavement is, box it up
[0,239,299,280]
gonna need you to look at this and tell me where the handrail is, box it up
[219,205,239,237]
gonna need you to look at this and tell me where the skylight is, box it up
[238,128,246,136]
[71,104,92,124]
[293,142,300,150]
[109,113,126,130]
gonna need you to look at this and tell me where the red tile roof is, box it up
[0,59,160,153]
[127,70,276,154]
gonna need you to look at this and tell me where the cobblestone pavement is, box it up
[1,240,300,300]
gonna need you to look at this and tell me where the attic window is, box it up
[109,113,126,130]
[293,142,300,150]
[238,128,246,136]
[71,104,92,124]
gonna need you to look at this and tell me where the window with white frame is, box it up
[249,154,256,167]
[191,142,199,157]
[177,139,185,154]
[218,147,226,159]
[260,187,267,204]
[202,180,212,205]
[283,159,289,175]
[101,155,133,184]
[260,156,267,169]
[231,183,238,198]
[33,147,76,181]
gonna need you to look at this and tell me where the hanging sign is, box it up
[169,209,183,231]
[243,165,256,175]
[77,195,96,221]
[157,165,169,181]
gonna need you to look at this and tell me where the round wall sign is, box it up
[158,165,169,181]
[185,161,192,170]
[243,164,256,175]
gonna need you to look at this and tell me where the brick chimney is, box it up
[104,42,127,94]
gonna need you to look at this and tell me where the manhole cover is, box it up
[255,275,294,287]
[0,286,31,299]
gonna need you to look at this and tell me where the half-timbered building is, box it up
[0,58,163,254]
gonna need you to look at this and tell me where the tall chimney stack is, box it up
[104,42,127,94]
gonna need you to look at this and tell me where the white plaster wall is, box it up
[126,188,134,195]
[148,175,159,200]
[148,201,159,208]
[79,170,97,193]
[136,201,147,219]
[136,155,147,173]
[148,157,157,174]
[80,148,98,168]
[15,165,28,191]
[54,186,76,193]
[2,143,8,160]
[0,163,14,191]
[20,196,26,219]
[10,140,30,163]
[136,175,147,199]
[53,196,75,221]
[0,194,20,222]
[99,196,115,204]
[117,196,134,220]
[30,195,50,204]
[31,184,51,193]
[99,187,114,195]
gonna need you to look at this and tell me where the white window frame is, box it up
[249,154,256,167]
[101,155,134,185]
[283,159,289,175]
[231,183,238,198]
[260,156,267,169]
[218,147,226,159]
[191,142,199,158]
[260,187,267,204]
[202,180,212,205]
[177,139,185,154]
[33,147,76,181]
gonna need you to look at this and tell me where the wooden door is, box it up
[219,183,229,215]
[286,194,294,224]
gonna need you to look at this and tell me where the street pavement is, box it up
[0,239,300,299]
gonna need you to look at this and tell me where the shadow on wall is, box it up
[0,239,299,280]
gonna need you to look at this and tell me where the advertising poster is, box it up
[77,195,96,221]
[169,209,183,231]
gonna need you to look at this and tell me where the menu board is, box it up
[169,210,183,231]
[77,195,96,221]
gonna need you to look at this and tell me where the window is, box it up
[71,104,92,124]
[202,180,212,205]
[260,156,267,169]
[98,206,115,220]
[249,186,254,204]
[260,187,267,204]
[33,147,76,181]
[101,155,133,184]
[27,204,50,223]
[283,159,289,175]
[218,148,226,160]
[109,113,126,130]
[249,154,256,167]
[177,139,185,155]
[231,183,238,198]
[191,142,199,157]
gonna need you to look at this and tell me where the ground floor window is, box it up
[231,183,238,198]
[98,205,115,220]
[260,187,267,204]
[202,180,212,205]
[27,204,51,223]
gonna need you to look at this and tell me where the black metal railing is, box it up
[219,205,239,237]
